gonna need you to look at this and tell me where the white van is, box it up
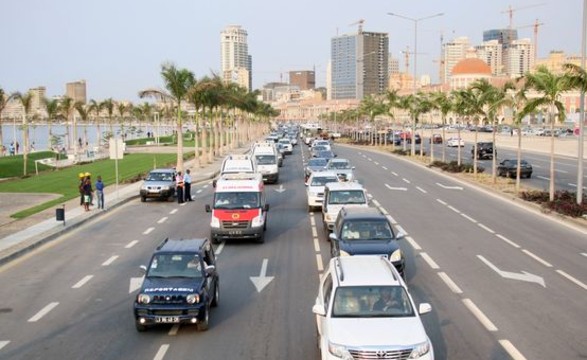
[252,142,280,184]
[213,154,257,187]
[322,182,369,232]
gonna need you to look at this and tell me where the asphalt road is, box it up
[0,141,585,360]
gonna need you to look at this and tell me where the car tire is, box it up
[141,196,146,202]
[308,205,313,213]
[256,231,265,244]
[507,171,513,178]
[526,173,532,179]
[211,233,220,245]
[196,305,210,331]
[135,322,148,332]
[211,282,219,307]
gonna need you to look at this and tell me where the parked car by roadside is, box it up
[446,137,464,147]
[497,159,533,178]
[139,168,176,202]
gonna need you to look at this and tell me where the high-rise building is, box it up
[221,25,252,91]
[66,80,87,104]
[330,30,388,100]
[475,40,504,76]
[289,70,315,90]
[483,29,518,49]
[388,55,400,75]
[504,38,534,78]
[441,37,470,84]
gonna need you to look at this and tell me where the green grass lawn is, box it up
[0,151,62,178]
[0,153,179,219]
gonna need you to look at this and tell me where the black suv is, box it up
[329,207,406,277]
[471,141,495,160]
[134,238,219,332]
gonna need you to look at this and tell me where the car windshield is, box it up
[328,190,365,204]
[214,192,260,209]
[317,151,334,159]
[313,145,327,152]
[308,159,328,167]
[332,286,414,318]
[311,176,339,186]
[341,220,394,241]
[146,172,173,181]
[328,161,351,169]
[255,155,276,165]
[147,253,203,279]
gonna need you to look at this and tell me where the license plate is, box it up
[229,230,242,235]
[155,316,179,323]
[149,190,160,193]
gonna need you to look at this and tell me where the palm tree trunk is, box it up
[549,106,556,201]
[194,114,201,168]
[516,127,522,194]
[176,106,184,172]
[441,116,446,162]
[491,125,497,183]
[23,115,29,176]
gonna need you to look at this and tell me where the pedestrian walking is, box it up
[176,171,184,204]
[78,173,86,206]
[15,142,19,154]
[9,143,14,156]
[82,177,93,211]
[95,175,105,210]
[183,169,192,202]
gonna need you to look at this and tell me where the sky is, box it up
[0,0,582,103]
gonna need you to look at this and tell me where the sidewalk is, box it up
[0,145,250,266]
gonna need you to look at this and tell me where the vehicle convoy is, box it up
[213,154,257,187]
[134,238,219,332]
[322,181,369,232]
[139,168,176,202]
[329,207,406,277]
[277,138,293,155]
[304,157,329,181]
[205,173,269,244]
[306,170,340,212]
[252,142,280,183]
[324,158,355,182]
[313,256,434,360]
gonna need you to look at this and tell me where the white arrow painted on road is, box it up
[436,183,463,190]
[250,258,274,293]
[129,276,144,294]
[274,184,286,193]
[477,255,545,287]
[385,184,407,191]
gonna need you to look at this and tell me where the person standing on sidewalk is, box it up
[95,175,105,210]
[176,171,184,204]
[78,173,86,206]
[183,169,192,202]
[82,177,93,211]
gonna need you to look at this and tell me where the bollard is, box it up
[55,204,65,226]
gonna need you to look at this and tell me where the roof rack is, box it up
[156,237,170,250]
[380,255,398,281]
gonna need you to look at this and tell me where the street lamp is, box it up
[388,11,444,156]
[577,0,586,204]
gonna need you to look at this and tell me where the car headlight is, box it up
[137,293,151,304]
[140,185,148,190]
[339,250,351,257]
[328,341,353,359]
[210,216,220,228]
[390,249,403,262]
[409,340,431,358]
[252,215,265,227]
[186,294,200,304]
[325,214,335,222]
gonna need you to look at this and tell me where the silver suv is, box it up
[140,168,176,202]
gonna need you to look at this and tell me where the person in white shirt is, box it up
[183,169,192,202]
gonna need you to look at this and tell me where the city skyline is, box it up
[0,0,581,102]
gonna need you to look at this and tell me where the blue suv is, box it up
[134,238,219,332]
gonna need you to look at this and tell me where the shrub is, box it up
[521,190,587,217]
[429,160,484,174]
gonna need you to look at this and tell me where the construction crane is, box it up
[501,3,545,29]
[516,19,545,60]
[349,19,365,34]
[400,46,411,73]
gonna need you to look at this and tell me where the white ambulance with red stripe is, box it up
[205,173,269,244]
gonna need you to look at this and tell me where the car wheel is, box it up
[526,173,532,179]
[211,233,220,245]
[211,282,219,307]
[256,231,265,244]
[135,322,148,332]
[141,196,146,202]
[196,305,210,331]
[507,171,513,178]
[308,205,313,213]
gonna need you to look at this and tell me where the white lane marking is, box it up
[499,340,528,360]
[416,186,427,193]
[0,341,10,350]
[379,207,389,215]
[448,205,460,213]
[215,241,225,255]
[367,158,372,161]
[554,169,569,174]
[169,209,178,215]
[143,227,155,235]
[436,183,464,190]
[374,161,379,165]
[180,203,187,207]
[537,176,550,181]
[196,189,203,194]
[313,238,320,252]
[385,184,407,191]
[168,325,180,336]
[405,236,422,251]
[556,270,587,290]
[125,240,139,249]
[395,225,407,235]
[371,199,381,207]
[438,272,463,294]
[157,217,168,224]
[568,183,587,190]
[203,184,209,188]
[72,275,94,289]
[310,216,316,227]
[420,253,440,269]
[28,302,59,322]
[102,255,119,266]
[581,253,587,258]
[386,215,397,224]
[382,166,388,170]
[522,249,553,267]
[154,344,170,360]
[402,178,411,184]
[460,213,477,223]
[316,254,324,272]
[478,223,495,234]
[436,199,448,205]
[391,172,398,176]
[312,227,318,237]
[462,298,498,332]
[496,234,520,249]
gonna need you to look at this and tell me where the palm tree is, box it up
[42,97,60,150]
[505,82,529,193]
[88,99,104,149]
[359,95,387,145]
[520,65,571,201]
[14,91,34,175]
[397,93,432,155]
[0,88,17,154]
[59,97,76,152]
[117,102,130,140]
[75,103,90,153]
[101,98,115,146]
[431,91,453,162]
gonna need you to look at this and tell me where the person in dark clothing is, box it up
[183,169,192,202]
[95,175,105,210]
[78,173,86,206]
[176,171,184,204]
[82,178,93,211]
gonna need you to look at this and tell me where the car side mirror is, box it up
[205,204,211,213]
[418,303,432,315]
[139,265,147,274]
[395,232,405,240]
[312,303,326,316]
[329,233,338,242]
[351,166,355,170]
[204,264,216,276]
[212,179,217,188]
[264,204,270,211]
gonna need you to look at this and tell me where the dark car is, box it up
[140,168,176,202]
[472,142,495,160]
[328,207,406,277]
[405,133,421,144]
[429,134,443,144]
[134,238,219,332]
[498,159,533,178]
[304,157,328,180]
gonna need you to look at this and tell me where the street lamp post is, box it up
[577,0,586,204]
[388,11,444,156]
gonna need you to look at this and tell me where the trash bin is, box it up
[56,208,65,221]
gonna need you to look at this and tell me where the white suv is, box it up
[306,170,340,212]
[313,256,434,360]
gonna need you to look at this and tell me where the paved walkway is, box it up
[0,144,250,265]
